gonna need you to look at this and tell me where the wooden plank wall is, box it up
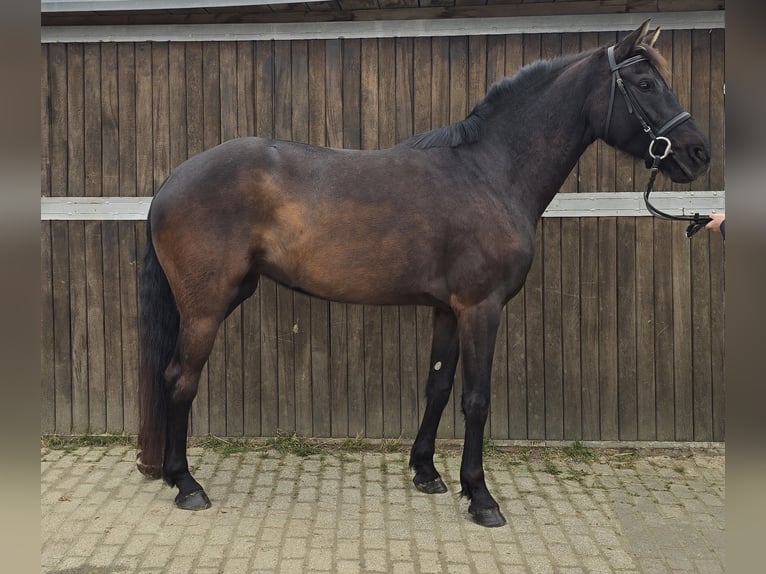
[40,29,725,441]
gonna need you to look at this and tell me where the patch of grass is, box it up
[543,459,562,476]
[379,438,402,453]
[340,435,367,453]
[483,438,499,458]
[673,465,686,475]
[562,441,597,462]
[200,436,251,456]
[267,432,321,457]
[380,462,388,474]
[613,449,638,468]
[563,468,590,483]
[42,434,135,451]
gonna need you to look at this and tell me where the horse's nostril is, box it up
[692,146,710,165]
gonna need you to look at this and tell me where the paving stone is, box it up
[41,445,725,573]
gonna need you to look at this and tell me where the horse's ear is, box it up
[646,27,661,48]
[613,19,651,62]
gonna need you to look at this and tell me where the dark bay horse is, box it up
[137,21,710,527]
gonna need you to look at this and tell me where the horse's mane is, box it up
[404,42,668,150]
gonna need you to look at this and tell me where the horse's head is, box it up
[591,20,710,183]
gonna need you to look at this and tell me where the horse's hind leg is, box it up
[164,276,259,510]
[409,307,460,494]
[162,314,222,510]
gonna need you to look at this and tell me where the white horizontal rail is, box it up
[41,11,725,43]
[41,191,725,221]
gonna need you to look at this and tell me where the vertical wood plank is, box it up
[40,46,55,433]
[67,44,89,434]
[107,44,131,433]
[117,44,140,434]
[617,218,638,440]
[636,217,656,440]
[579,217,600,440]
[672,221,694,441]
[84,43,106,434]
[325,38,348,438]
[307,39,331,438]
[152,43,170,187]
[598,217,618,440]
[654,219,675,440]
[169,43,187,169]
[291,39,314,437]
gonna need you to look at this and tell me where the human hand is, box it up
[706,212,725,233]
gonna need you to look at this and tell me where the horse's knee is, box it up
[170,375,200,404]
[461,392,490,419]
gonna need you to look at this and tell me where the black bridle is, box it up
[604,45,711,237]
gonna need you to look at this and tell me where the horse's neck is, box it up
[480,70,595,219]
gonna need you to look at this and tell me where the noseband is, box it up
[604,45,710,237]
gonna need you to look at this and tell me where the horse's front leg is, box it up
[409,307,460,493]
[457,298,506,527]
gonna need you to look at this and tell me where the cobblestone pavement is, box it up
[41,443,724,573]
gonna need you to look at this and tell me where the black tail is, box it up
[137,215,179,477]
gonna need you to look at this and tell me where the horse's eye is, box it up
[638,79,652,91]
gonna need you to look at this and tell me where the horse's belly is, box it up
[269,250,427,305]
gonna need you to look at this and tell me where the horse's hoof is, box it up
[469,507,507,528]
[413,477,448,494]
[136,453,162,480]
[175,489,212,511]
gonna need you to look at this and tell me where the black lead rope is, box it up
[642,139,711,237]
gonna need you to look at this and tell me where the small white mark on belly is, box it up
[434,361,442,371]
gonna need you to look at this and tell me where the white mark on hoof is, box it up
[434,361,442,371]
